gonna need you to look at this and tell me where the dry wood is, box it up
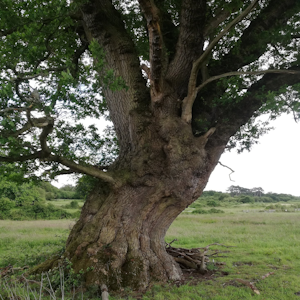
[236,278,260,295]
[166,242,231,272]
[261,272,274,279]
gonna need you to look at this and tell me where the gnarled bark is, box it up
[63,114,223,291]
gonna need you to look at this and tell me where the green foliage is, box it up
[63,200,80,209]
[0,197,15,211]
[0,202,75,220]
[0,178,82,220]
[207,200,219,207]
[75,175,99,199]
[0,0,120,181]
[192,208,225,214]
[0,179,45,206]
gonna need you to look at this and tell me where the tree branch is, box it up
[166,0,206,98]
[207,66,300,149]
[181,0,259,124]
[0,151,44,162]
[182,68,299,124]
[138,0,166,100]
[47,155,116,185]
[204,9,231,38]
[210,0,298,77]
[196,69,300,93]
[81,0,150,154]
[218,161,235,181]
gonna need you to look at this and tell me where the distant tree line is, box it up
[202,186,300,203]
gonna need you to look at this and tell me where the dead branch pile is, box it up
[166,240,232,274]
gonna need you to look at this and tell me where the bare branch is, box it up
[47,155,117,185]
[181,0,259,123]
[218,161,235,182]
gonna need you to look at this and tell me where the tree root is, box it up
[166,241,233,274]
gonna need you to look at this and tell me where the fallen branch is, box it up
[261,272,274,280]
[236,278,260,295]
[166,242,232,273]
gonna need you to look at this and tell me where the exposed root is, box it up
[166,241,233,274]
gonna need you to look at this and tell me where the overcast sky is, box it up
[205,114,300,196]
[53,113,300,196]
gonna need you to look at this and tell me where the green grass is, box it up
[0,220,75,268]
[1,206,300,299]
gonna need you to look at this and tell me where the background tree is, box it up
[1,0,300,292]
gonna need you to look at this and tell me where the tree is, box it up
[1,0,300,291]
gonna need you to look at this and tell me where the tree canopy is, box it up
[0,0,300,179]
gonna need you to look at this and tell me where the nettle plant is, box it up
[1,0,300,292]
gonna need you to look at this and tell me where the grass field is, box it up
[1,204,300,299]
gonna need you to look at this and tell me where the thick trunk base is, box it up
[63,184,187,291]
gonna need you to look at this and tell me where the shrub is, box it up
[63,200,80,209]
[192,209,208,214]
[0,197,15,211]
[207,200,219,207]
[207,208,224,214]
[192,208,224,214]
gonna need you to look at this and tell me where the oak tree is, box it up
[1,0,300,291]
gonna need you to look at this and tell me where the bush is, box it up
[207,200,219,207]
[0,197,15,211]
[239,196,254,204]
[192,209,208,214]
[0,202,75,220]
[192,208,224,214]
[207,208,224,214]
[63,200,80,209]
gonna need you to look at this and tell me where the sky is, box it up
[205,114,300,196]
[53,113,300,196]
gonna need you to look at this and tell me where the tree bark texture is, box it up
[65,112,224,290]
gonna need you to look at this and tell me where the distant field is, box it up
[1,204,300,299]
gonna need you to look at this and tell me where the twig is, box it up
[261,272,274,279]
[236,278,260,295]
[166,239,177,248]
[218,161,235,181]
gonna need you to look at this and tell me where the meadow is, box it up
[1,200,300,299]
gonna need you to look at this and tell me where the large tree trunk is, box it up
[63,1,228,291]
[65,115,224,291]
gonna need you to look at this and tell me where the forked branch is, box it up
[182,68,300,123]
[181,0,259,123]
